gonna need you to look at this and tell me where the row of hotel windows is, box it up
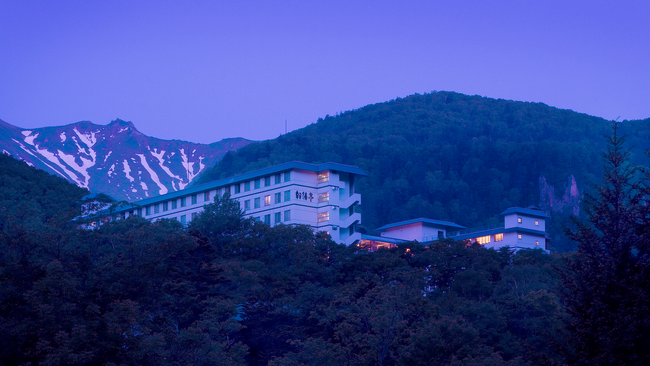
[164,209,294,226]
[517,217,540,226]
[476,233,540,246]
[139,171,334,216]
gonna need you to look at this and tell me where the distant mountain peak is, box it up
[0,119,253,200]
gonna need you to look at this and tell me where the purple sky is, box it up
[1,1,648,144]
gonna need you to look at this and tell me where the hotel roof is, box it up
[500,207,550,218]
[375,218,466,232]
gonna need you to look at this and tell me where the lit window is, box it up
[255,179,260,189]
[517,217,522,224]
[284,190,291,202]
[275,212,281,223]
[264,214,271,225]
[535,240,539,246]
[275,174,281,184]
[163,202,168,211]
[284,210,290,221]
[180,215,186,225]
[191,195,197,205]
[254,198,260,209]
[204,191,210,202]
[171,200,177,209]
[318,192,330,203]
[284,171,290,182]
[518,234,522,239]
[275,193,281,204]
[244,200,250,211]
[234,184,241,194]
[264,195,271,206]
[181,197,186,207]
[495,233,503,242]
[318,172,330,183]
[265,176,271,187]
[535,220,539,226]
[476,235,491,244]
[318,212,330,222]
[244,181,250,191]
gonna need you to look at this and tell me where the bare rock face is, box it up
[0,118,253,201]
[539,175,581,216]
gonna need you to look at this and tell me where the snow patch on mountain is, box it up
[22,131,38,146]
[104,151,112,163]
[123,160,135,182]
[60,132,66,142]
[57,149,95,189]
[108,164,115,177]
[149,148,184,186]
[33,145,79,182]
[73,128,98,147]
[137,154,167,195]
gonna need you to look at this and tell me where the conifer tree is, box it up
[561,124,650,365]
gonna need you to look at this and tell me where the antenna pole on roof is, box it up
[284,119,287,163]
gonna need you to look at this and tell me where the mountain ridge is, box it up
[0,118,253,201]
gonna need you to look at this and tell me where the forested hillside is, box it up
[198,92,650,252]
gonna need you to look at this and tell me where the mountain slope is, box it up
[0,119,252,201]
[198,92,650,252]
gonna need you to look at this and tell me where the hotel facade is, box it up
[107,161,367,246]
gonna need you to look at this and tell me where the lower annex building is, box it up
[106,161,366,246]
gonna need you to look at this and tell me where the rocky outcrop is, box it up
[539,175,581,216]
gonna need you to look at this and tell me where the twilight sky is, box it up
[1,1,648,143]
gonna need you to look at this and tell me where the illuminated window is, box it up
[275,174,281,184]
[535,240,539,246]
[284,190,291,201]
[275,212,281,223]
[495,233,503,242]
[476,235,491,244]
[255,179,260,189]
[264,195,271,206]
[191,195,197,205]
[518,234,522,239]
[318,192,330,203]
[264,176,271,186]
[264,214,271,225]
[244,200,250,211]
[318,212,330,222]
[244,181,250,191]
[318,172,329,183]
[517,217,522,224]
[284,171,290,182]
[275,192,282,204]
[284,210,290,221]
[171,200,177,209]
[535,220,539,226]
[254,198,260,209]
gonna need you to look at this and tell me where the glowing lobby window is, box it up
[318,211,330,222]
[536,240,539,246]
[318,192,329,203]
[318,171,329,183]
[518,234,522,239]
[535,220,539,226]
[517,217,522,223]
[495,233,503,242]
[476,235,491,244]
[264,195,271,206]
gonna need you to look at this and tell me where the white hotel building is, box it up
[109,161,367,246]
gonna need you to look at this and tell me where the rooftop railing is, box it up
[447,223,505,238]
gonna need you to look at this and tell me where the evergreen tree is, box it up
[560,124,650,365]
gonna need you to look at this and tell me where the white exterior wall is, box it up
[121,167,362,245]
[504,213,546,231]
[381,223,423,241]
